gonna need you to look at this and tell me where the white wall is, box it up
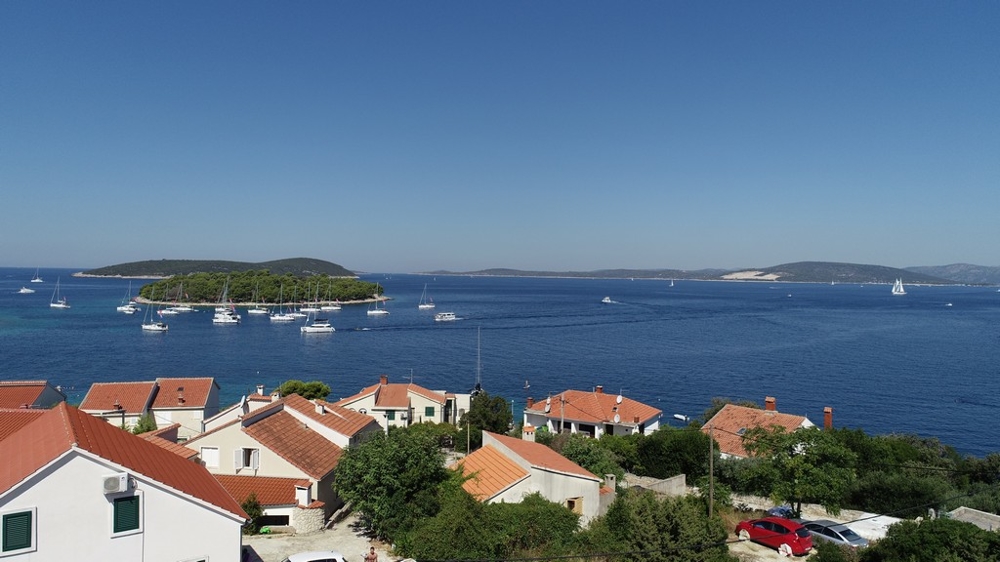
[0,451,243,562]
[186,424,304,478]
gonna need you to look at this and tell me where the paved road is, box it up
[243,514,392,562]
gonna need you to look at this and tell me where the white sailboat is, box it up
[269,284,295,322]
[212,278,241,324]
[142,288,168,332]
[320,280,341,311]
[30,268,43,283]
[247,281,269,315]
[891,278,906,296]
[49,278,70,309]
[116,281,141,314]
[367,283,389,316]
[418,284,435,309]
[300,313,335,333]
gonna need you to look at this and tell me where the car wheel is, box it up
[778,543,793,557]
[738,529,750,541]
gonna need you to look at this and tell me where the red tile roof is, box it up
[334,380,447,409]
[284,394,380,438]
[0,381,57,409]
[214,474,308,507]
[0,403,246,519]
[152,377,217,409]
[486,432,600,481]
[702,404,811,458]
[139,424,199,460]
[244,410,344,480]
[526,389,661,426]
[452,445,529,501]
[0,408,46,441]
[80,381,157,414]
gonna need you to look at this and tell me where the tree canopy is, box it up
[457,390,513,452]
[138,270,381,304]
[277,380,331,401]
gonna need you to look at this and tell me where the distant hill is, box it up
[905,263,1000,285]
[433,261,957,284]
[81,258,355,278]
[427,267,728,280]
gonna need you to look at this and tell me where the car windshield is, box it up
[840,528,861,540]
[796,528,810,538]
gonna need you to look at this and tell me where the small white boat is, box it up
[212,309,241,324]
[602,296,613,304]
[300,318,335,333]
[247,306,269,315]
[158,308,180,315]
[269,311,296,322]
[368,284,389,316]
[116,281,140,313]
[141,321,169,332]
[18,286,35,294]
[434,312,457,322]
[891,278,906,296]
[170,305,195,312]
[300,305,321,313]
[30,268,43,283]
[287,309,308,318]
[49,278,70,309]
[320,302,342,311]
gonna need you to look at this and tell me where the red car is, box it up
[735,516,813,556]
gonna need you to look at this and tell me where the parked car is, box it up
[735,516,813,556]
[767,505,795,518]
[802,519,869,549]
[282,552,348,562]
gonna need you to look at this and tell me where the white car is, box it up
[282,551,348,562]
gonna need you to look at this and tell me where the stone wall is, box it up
[291,505,325,534]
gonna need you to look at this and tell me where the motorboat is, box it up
[18,286,35,294]
[300,318,335,333]
[117,303,141,314]
[212,309,241,324]
[434,312,457,322]
[601,296,613,304]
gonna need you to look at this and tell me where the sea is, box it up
[1,267,998,457]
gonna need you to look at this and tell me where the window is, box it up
[565,497,583,515]
[386,410,395,421]
[424,406,435,418]
[234,448,259,470]
[1,508,35,554]
[113,495,141,534]
[201,447,219,468]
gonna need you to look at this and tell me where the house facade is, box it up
[453,431,610,526]
[333,374,469,431]
[702,397,816,459]
[0,403,246,561]
[203,384,279,433]
[523,385,662,438]
[79,381,158,429]
[79,378,220,439]
[185,394,381,532]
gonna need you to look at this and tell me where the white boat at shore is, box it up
[434,312,457,322]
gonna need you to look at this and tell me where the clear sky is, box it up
[2,2,997,273]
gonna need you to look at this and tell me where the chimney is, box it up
[604,474,617,489]
[379,374,388,386]
[595,385,604,394]
[526,397,534,409]
[633,415,640,423]
[824,407,833,430]
[271,392,280,402]
[256,384,264,396]
[765,396,776,411]
[315,402,325,415]
[177,392,185,405]
[523,425,535,442]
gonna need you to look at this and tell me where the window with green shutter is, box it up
[425,406,435,418]
[386,410,395,420]
[2,510,32,552]
[113,495,140,533]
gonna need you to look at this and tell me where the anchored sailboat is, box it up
[891,278,906,296]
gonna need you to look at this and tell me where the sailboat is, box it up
[367,283,389,316]
[212,278,241,324]
[320,280,341,311]
[49,278,70,309]
[301,281,321,313]
[141,287,168,332]
[418,284,435,309]
[670,279,675,287]
[30,268,43,283]
[891,278,906,296]
[116,281,141,314]
[269,284,295,322]
[168,282,195,312]
[247,281,269,315]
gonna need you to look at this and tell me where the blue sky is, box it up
[2,2,997,273]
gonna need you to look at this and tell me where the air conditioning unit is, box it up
[102,473,129,494]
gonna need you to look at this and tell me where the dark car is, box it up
[735,516,813,556]
[802,519,869,549]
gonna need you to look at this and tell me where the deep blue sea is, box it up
[2,267,998,457]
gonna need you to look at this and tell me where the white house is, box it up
[523,385,662,438]
[0,403,246,561]
[333,374,469,431]
[185,394,382,532]
[453,431,612,526]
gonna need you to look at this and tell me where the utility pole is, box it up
[709,424,715,518]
